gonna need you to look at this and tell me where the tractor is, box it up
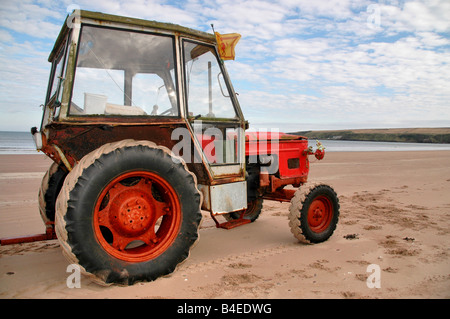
[25,10,339,285]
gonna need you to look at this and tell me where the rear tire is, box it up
[55,140,202,285]
[38,162,67,225]
[288,183,339,243]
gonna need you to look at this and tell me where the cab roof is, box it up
[49,9,216,62]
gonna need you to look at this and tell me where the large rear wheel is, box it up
[38,162,67,225]
[55,140,202,285]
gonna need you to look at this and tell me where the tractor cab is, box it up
[34,10,247,215]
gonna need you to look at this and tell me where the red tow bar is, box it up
[0,225,57,246]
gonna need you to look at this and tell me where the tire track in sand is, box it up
[178,243,299,274]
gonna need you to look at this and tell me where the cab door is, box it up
[182,39,245,178]
[181,39,247,214]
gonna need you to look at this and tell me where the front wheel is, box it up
[55,140,202,285]
[288,184,339,243]
[224,197,263,223]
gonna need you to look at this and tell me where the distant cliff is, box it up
[291,128,450,144]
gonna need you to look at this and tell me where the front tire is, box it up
[224,198,263,222]
[55,140,202,285]
[288,184,339,243]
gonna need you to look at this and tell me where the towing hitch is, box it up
[0,223,57,246]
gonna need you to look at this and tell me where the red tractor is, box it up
[25,11,338,285]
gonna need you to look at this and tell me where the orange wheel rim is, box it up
[93,171,181,262]
[307,195,333,233]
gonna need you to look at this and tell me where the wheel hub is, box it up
[312,207,323,221]
[112,195,152,236]
[308,195,333,233]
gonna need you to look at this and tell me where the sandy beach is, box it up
[0,151,449,299]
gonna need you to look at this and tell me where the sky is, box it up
[0,0,449,132]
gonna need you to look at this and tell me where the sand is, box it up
[0,151,449,299]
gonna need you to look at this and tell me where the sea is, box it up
[1,131,450,155]
[0,131,42,155]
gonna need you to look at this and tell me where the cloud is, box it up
[0,0,65,39]
[0,38,50,130]
[72,0,199,26]
[0,0,449,132]
[0,40,49,107]
[398,0,450,32]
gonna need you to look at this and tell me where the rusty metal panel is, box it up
[42,122,214,184]
[199,181,247,215]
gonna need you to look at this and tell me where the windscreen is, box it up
[70,25,178,117]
